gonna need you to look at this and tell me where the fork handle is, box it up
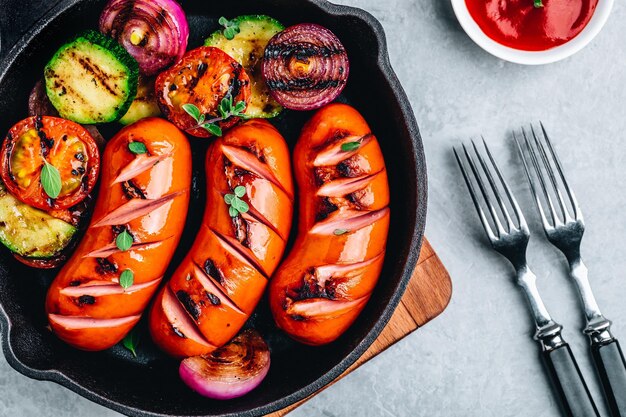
[541,343,600,417]
[591,339,626,417]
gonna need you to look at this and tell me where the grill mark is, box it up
[176,290,200,321]
[121,180,146,199]
[77,295,96,306]
[265,78,344,91]
[315,197,339,221]
[206,292,221,306]
[264,43,344,60]
[96,257,117,274]
[77,57,120,97]
[203,259,225,285]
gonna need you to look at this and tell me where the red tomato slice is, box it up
[156,46,251,138]
[0,116,100,210]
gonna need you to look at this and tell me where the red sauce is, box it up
[465,0,599,51]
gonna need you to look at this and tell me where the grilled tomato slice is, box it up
[155,46,251,138]
[0,116,100,210]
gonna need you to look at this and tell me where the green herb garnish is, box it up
[341,141,361,152]
[41,160,62,199]
[116,229,133,251]
[224,185,249,217]
[182,96,247,137]
[119,269,134,289]
[218,16,240,40]
[128,141,147,155]
[334,229,349,236]
[122,328,140,357]
[534,0,543,7]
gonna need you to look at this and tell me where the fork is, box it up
[455,140,599,417]
[516,124,626,417]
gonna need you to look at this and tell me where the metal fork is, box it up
[516,124,626,417]
[455,140,599,417]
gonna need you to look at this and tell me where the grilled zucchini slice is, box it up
[0,182,76,258]
[44,30,139,124]
[205,15,284,118]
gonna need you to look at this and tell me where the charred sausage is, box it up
[269,103,390,345]
[46,118,191,351]
[149,119,293,358]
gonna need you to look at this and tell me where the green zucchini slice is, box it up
[205,15,284,118]
[44,30,139,124]
[0,182,76,258]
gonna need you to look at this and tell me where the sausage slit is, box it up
[222,145,293,199]
[82,237,172,258]
[191,263,246,315]
[92,191,182,227]
[210,228,269,278]
[316,170,384,198]
[310,207,390,235]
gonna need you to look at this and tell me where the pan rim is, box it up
[0,0,428,415]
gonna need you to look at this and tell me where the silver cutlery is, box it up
[455,139,599,417]
[515,124,626,417]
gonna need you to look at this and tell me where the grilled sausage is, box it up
[269,103,390,345]
[149,119,294,358]
[46,118,191,351]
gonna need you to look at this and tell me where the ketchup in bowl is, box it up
[465,0,599,51]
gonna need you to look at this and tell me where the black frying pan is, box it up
[0,1,427,415]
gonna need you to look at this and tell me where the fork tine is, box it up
[481,137,528,231]
[530,124,571,222]
[514,132,551,230]
[454,147,497,241]
[539,122,583,221]
[471,139,515,232]
[521,127,559,226]
[462,143,506,236]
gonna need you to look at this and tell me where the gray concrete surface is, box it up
[2,0,626,416]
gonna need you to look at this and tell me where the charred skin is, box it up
[269,103,390,345]
[45,118,191,351]
[149,119,294,358]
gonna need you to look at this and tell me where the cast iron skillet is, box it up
[0,0,427,415]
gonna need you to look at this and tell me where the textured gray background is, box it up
[2,0,626,416]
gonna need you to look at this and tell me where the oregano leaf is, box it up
[119,269,134,289]
[41,160,62,199]
[116,229,133,251]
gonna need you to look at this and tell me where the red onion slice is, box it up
[99,0,189,76]
[262,23,349,111]
[179,329,270,400]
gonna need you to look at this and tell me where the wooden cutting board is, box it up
[268,238,452,416]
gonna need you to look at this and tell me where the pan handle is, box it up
[0,0,64,60]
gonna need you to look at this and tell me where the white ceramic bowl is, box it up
[450,0,614,65]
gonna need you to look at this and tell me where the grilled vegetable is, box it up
[0,116,100,211]
[0,181,76,260]
[119,76,161,125]
[155,46,251,138]
[205,15,284,118]
[28,79,107,149]
[179,329,270,400]
[262,24,349,111]
[44,30,139,124]
[99,0,189,76]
